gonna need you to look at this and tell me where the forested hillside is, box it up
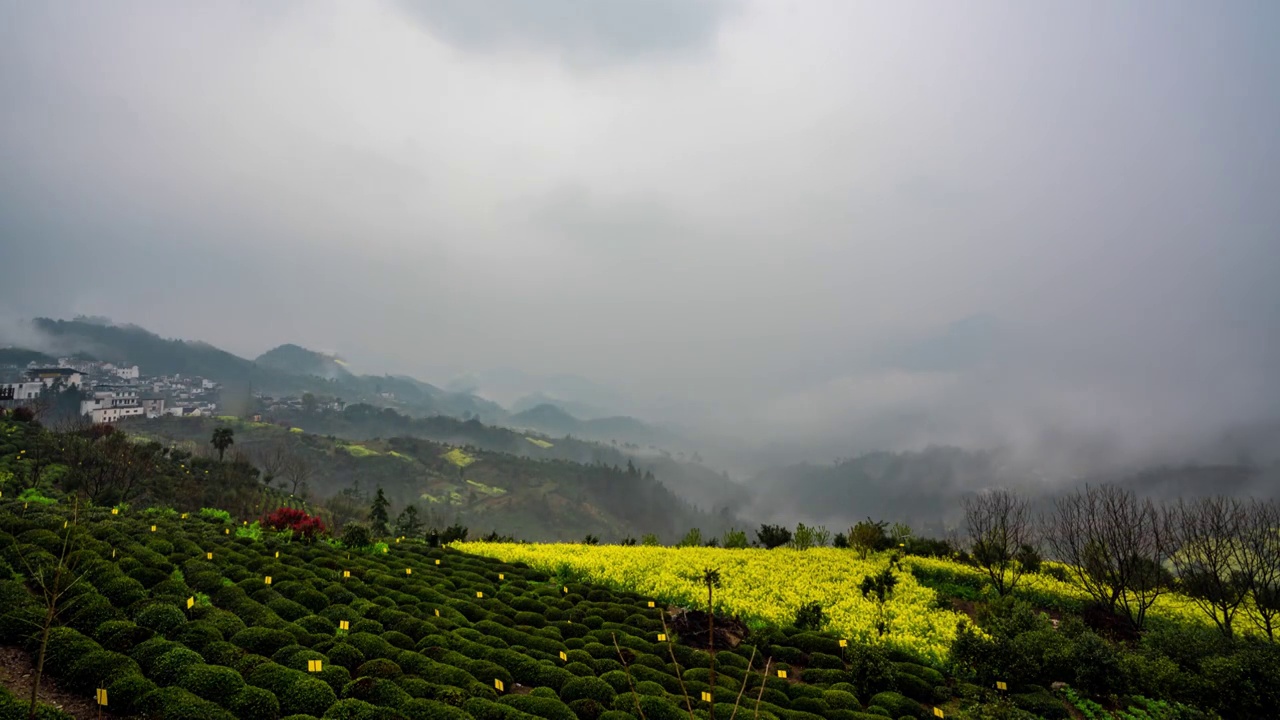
[130,416,742,543]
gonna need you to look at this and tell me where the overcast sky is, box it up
[2,1,1277,462]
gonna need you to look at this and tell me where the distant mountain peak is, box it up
[255,344,353,380]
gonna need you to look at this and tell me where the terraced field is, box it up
[0,500,954,720]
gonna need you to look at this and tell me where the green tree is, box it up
[860,567,898,637]
[394,504,422,538]
[211,426,235,462]
[849,518,890,559]
[368,486,390,537]
[755,524,792,549]
[677,528,703,548]
[722,528,749,549]
[301,392,318,414]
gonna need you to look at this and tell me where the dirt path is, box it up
[0,645,120,719]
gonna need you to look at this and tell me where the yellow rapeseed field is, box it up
[457,543,967,664]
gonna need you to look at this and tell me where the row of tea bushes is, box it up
[0,500,957,720]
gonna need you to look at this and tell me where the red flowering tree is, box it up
[262,507,327,540]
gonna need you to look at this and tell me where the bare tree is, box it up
[1049,484,1171,631]
[963,488,1037,596]
[18,499,90,720]
[254,440,291,487]
[1165,496,1250,638]
[1241,499,1280,640]
[281,452,313,496]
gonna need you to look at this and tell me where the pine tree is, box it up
[395,504,422,538]
[369,486,390,537]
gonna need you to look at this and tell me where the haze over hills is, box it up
[5,314,1279,536]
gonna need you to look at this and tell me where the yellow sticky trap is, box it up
[96,688,108,706]
[434,609,440,617]
[933,708,945,718]
[63,520,68,528]
[777,670,787,679]
[382,547,388,553]
[647,601,655,608]
[657,633,667,642]
[563,586,568,594]
[838,639,848,648]
[476,591,483,598]
[181,513,188,519]
[996,681,1007,691]
[264,576,272,585]
[225,528,230,535]
[111,508,118,515]
[206,552,213,560]
[307,659,323,672]
[275,551,280,558]
[559,651,567,661]
[498,573,504,580]
[494,679,504,692]
[405,568,412,575]
[435,559,440,565]
[343,570,350,578]
[339,620,350,630]
[701,691,713,703]
[111,549,116,558]
[187,597,194,609]
[150,525,157,532]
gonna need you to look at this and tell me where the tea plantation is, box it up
[0,498,964,720]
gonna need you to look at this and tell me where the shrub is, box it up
[41,627,100,678]
[278,675,339,717]
[229,685,282,720]
[177,663,246,704]
[867,691,923,719]
[328,643,366,671]
[153,647,206,686]
[343,676,413,710]
[323,698,396,719]
[66,650,138,694]
[560,676,617,705]
[263,507,327,540]
[232,627,297,656]
[174,622,224,654]
[106,673,159,716]
[341,523,373,549]
[402,698,471,720]
[498,695,577,720]
[200,508,234,523]
[356,658,404,680]
[141,686,237,720]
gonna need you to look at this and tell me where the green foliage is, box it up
[756,524,792,549]
[199,507,233,523]
[793,601,828,631]
[17,487,57,505]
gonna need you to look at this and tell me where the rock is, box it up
[1050,682,1068,691]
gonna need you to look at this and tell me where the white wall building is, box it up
[114,365,140,380]
[0,382,46,402]
[89,405,145,424]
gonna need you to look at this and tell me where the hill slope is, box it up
[131,415,742,542]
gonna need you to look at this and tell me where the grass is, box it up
[338,444,380,458]
[441,448,477,468]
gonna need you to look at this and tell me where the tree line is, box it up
[963,484,1280,639]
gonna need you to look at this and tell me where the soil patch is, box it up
[0,645,121,719]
